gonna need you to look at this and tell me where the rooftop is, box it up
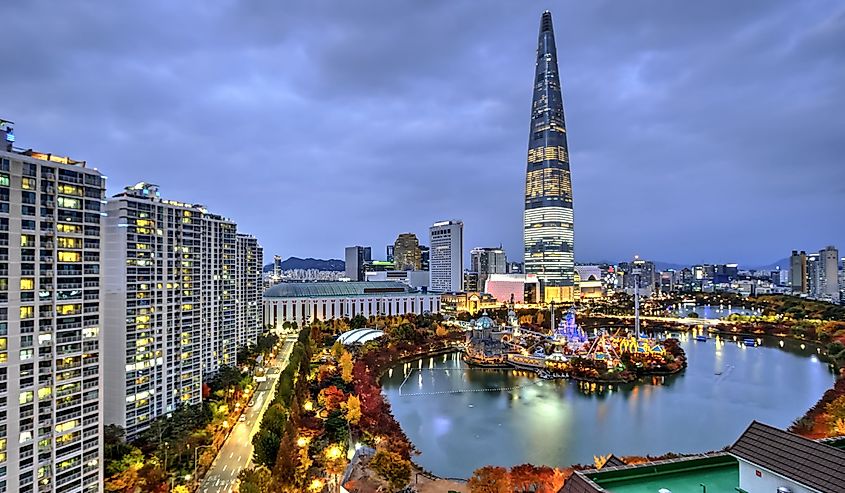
[729,420,845,493]
[263,281,415,299]
[563,454,738,493]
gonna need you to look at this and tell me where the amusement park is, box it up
[462,301,686,384]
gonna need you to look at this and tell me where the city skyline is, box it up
[3,1,844,265]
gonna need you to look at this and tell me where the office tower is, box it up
[806,253,820,298]
[1,137,105,492]
[463,272,480,292]
[345,246,369,281]
[790,250,808,293]
[236,234,263,347]
[386,245,394,263]
[523,11,575,303]
[817,246,840,303]
[429,220,463,292]
[273,254,282,278]
[508,261,524,274]
[470,247,508,292]
[419,245,430,271]
[393,233,421,271]
[104,183,243,438]
[618,258,656,296]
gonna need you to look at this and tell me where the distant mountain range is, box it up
[582,258,791,272]
[263,257,344,272]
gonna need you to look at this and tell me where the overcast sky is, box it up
[3,1,843,266]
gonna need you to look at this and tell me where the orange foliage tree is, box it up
[468,466,511,493]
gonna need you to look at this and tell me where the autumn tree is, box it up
[331,340,345,360]
[345,394,362,425]
[369,450,411,490]
[318,385,347,411]
[468,466,511,493]
[339,350,354,383]
[435,324,448,338]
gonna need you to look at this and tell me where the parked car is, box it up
[238,414,247,422]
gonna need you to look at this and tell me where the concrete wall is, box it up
[738,460,818,493]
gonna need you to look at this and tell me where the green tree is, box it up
[238,466,273,493]
[252,429,281,468]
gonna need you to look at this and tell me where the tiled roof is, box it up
[604,455,626,468]
[558,472,603,493]
[730,420,845,493]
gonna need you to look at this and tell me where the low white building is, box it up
[263,281,440,327]
[365,269,429,289]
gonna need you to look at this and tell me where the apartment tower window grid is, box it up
[0,147,105,493]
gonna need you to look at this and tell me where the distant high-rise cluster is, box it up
[523,11,575,303]
[790,247,840,303]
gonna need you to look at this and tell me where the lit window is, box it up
[57,251,81,262]
[57,304,79,315]
[57,197,81,209]
[19,391,33,405]
[21,177,36,190]
[20,306,34,319]
[20,278,34,290]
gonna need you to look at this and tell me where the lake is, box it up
[380,333,835,478]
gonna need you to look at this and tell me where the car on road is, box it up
[238,414,246,422]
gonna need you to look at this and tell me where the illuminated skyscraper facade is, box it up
[523,11,575,302]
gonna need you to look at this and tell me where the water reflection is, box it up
[381,335,835,478]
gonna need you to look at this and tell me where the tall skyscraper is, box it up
[523,11,575,303]
[470,247,508,292]
[789,250,808,293]
[429,220,463,292]
[393,233,421,271]
[1,138,105,492]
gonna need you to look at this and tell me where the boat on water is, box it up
[743,339,756,347]
[695,335,708,342]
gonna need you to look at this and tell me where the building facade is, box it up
[263,281,440,327]
[470,247,507,293]
[235,234,263,347]
[200,213,237,376]
[790,250,808,293]
[103,184,257,439]
[523,11,575,303]
[392,234,421,271]
[0,140,104,493]
[344,246,370,282]
[429,220,463,292]
[816,245,839,303]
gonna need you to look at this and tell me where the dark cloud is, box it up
[2,0,843,266]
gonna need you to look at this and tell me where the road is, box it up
[199,335,297,493]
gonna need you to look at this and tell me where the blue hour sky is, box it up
[2,1,844,266]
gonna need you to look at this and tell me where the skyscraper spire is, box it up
[523,10,575,303]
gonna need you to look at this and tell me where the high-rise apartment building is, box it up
[470,247,508,293]
[790,250,808,293]
[806,253,820,299]
[200,213,237,375]
[429,220,463,292]
[523,11,575,303]
[103,183,253,438]
[392,234,421,271]
[0,133,104,493]
[236,234,263,346]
